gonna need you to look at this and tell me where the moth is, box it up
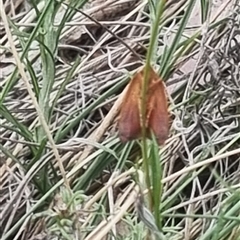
[118,66,169,145]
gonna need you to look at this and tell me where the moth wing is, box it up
[147,70,169,145]
[118,71,143,142]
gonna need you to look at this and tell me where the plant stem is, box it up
[141,0,166,210]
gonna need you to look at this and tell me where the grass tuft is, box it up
[1,0,240,239]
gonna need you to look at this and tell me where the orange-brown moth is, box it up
[118,66,169,145]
